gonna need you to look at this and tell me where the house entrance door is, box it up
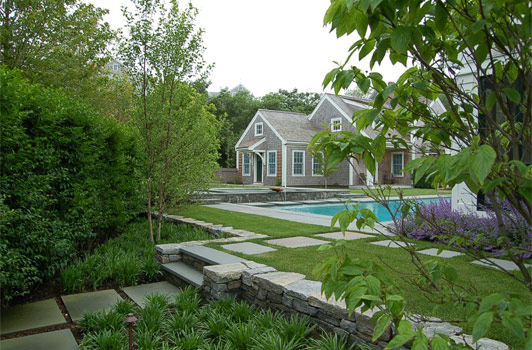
[255,154,263,183]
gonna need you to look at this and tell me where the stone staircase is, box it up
[159,245,248,288]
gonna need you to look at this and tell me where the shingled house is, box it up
[235,93,446,187]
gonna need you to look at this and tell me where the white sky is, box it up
[86,0,405,97]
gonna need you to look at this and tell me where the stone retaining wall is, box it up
[202,262,509,350]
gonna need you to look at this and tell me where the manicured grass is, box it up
[350,187,452,197]
[177,204,528,348]
[209,236,529,348]
[171,205,333,238]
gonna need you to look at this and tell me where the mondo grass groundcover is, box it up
[61,219,212,293]
[79,287,359,350]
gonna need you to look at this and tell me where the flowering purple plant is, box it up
[390,197,532,259]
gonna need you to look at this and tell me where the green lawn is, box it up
[170,205,333,238]
[172,204,529,348]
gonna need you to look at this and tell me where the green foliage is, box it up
[0,67,141,306]
[0,0,117,109]
[61,219,211,292]
[314,0,532,347]
[121,0,219,241]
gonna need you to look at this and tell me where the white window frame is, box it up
[391,152,404,177]
[255,122,263,136]
[331,118,342,132]
[243,153,251,176]
[292,150,305,176]
[312,153,323,176]
[267,150,277,177]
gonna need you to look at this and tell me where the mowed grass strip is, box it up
[170,205,332,238]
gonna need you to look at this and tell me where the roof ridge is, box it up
[258,109,308,116]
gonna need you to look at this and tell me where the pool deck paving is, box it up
[221,242,277,255]
[266,236,329,248]
[61,289,123,322]
[122,281,181,308]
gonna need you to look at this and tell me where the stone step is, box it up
[162,262,204,287]
[180,245,248,266]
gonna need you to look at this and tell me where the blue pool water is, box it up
[267,198,440,222]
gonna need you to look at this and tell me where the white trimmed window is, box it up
[392,152,404,177]
[292,150,305,176]
[312,153,323,176]
[331,118,342,132]
[267,151,277,176]
[255,122,263,136]
[243,153,251,176]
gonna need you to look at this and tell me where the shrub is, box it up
[391,197,532,258]
[0,67,142,305]
[60,220,212,292]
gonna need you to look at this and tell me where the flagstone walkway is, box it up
[0,281,180,349]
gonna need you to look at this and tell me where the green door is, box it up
[255,154,263,183]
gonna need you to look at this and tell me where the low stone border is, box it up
[201,262,509,350]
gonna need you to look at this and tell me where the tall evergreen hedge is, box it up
[0,67,142,306]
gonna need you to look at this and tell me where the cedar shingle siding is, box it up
[234,93,440,187]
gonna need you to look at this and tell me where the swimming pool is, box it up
[265,198,441,222]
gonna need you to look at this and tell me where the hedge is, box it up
[0,67,142,306]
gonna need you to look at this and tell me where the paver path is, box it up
[122,281,180,308]
[222,242,277,255]
[315,231,374,240]
[471,258,532,271]
[266,236,328,248]
[0,298,65,336]
[417,248,464,258]
[0,329,77,350]
[370,239,410,248]
[62,289,123,322]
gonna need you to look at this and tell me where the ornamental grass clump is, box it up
[392,197,532,258]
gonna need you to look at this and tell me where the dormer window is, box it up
[255,122,263,136]
[331,118,342,132]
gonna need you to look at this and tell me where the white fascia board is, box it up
[284,141,310,146]
[259,112,286,144]
[282,145,287,187]
[343,99,371,110]
[235,111,261,149]
[307,93,326,120]
[320,95,371,138]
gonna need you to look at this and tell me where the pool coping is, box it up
[204,195,451,235]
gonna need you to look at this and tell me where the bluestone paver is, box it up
[180,245,248,265]
[122,281,181,308]
[221,242,277,255]
[315,231,374,240]
[417,248,464,258]
[0,329,77,350]
[0,298,65,336]
[62,289,122,322]
[266,236,328,248]
[471,258,531,271]
[370,239,410,248]
[162,262,204,287]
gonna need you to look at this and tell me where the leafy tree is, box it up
[261,88,321,114]
[313,0,531,348]
[0,0,115,102]
[209,89,261,167]
[121,0,218,242]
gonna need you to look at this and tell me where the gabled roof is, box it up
[236,137,265,150]
[258,109,321,143]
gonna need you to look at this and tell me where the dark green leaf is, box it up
[373,315,392,341]
[471,145,496,184]
[503,87,521,104]
[472,311,494,342]
[391,26,413,53]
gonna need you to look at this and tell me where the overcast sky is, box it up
[87,0,405,97]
